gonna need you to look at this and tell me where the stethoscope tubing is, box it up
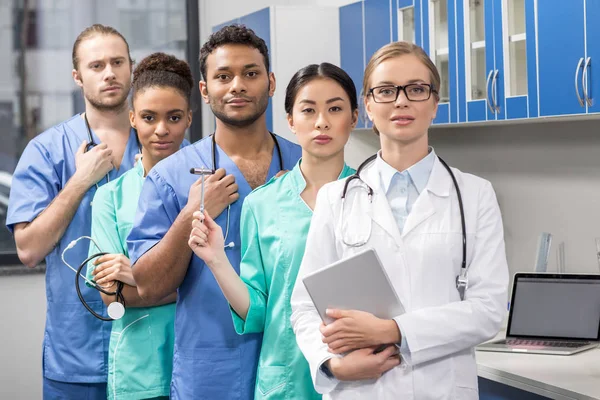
[342,154,468,298]
[210,132,283,247]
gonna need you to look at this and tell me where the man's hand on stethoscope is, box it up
[185,168,239,218]
[73,141,114,188]
[188,210,226,267]
[321,309,402,354]
[92,254,136,287]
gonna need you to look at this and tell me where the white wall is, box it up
[0,273,46,400]
[429,119,600,278]
[269,6,340,141]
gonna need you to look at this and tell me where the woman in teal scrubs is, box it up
[87,52,192,400]
[188,63,358,399]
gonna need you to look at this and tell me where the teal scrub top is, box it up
[87,160,175,400]
[232,160,355,399]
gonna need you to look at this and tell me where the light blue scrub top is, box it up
[6,114,139,383]
[127,134,301,399]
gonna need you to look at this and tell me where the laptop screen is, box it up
[507,274,600,340]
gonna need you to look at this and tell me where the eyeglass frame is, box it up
[368,83,438,103]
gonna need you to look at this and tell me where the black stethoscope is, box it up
[61,236,126,321]
[83,113,141,189]
[210,132,283,249]
[341,154,469,301]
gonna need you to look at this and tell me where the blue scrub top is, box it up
[6,114,140,383]
[127,134,301,399]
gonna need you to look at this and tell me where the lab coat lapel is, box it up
[402,157,451,237]
[363,165,403,247]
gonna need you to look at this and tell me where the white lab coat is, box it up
[291,157,509,400]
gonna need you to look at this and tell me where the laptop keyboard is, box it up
[506,339,591,348]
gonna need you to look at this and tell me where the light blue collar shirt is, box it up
[374,147,436,356]
[375,147,436,235]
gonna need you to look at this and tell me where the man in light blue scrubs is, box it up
[6,25,139,399]
[128,25,301,399]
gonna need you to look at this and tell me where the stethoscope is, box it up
[209,132,283,249]
[61,236,126,321]
[83,113,141,190]
[341,154,469,301]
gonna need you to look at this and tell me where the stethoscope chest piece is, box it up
[107,302,125,320]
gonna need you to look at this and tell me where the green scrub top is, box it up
[87,160,175,400]
[231,160,355,400]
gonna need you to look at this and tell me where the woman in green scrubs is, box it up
[188,63,358,399]
[87,52,192,400]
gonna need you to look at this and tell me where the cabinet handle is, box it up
[486,69,494,113]
[575,57,585,107]
[492,69,500,113]
[583,57,592,107]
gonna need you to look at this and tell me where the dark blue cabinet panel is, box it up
[537,0,585,117]
[240,8,273,132]
[525,0,538,119]
[340,1,366,127]
[492,0,505,120]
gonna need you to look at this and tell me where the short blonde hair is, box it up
[72,24,133,71]
[362,41,440,102]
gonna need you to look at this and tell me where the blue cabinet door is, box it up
[537,0,585,117]
[455,0,467,122]
[340,1,366,127]
[365,0,394,62]
[240,8,273,132]
[462,0,495,122]
[584,0,600,113]
[491,0,505,120]
[525,0,539,119]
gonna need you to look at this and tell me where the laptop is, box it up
[302,248,405,325]
[477,273,600,355]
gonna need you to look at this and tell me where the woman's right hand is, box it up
[188,210,226,267]
[327,346,400,381]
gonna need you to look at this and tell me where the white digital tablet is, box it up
[302,248,405,324]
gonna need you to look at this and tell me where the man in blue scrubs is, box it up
[128,25,301,399]
[6,25,139,399]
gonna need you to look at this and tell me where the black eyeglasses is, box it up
[369,83,438,103]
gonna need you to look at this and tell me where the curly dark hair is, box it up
[132,52,194,104]
[199,24,270,81]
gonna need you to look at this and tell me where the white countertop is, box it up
[476,342,600,400]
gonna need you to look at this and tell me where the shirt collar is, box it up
[376,147,436,194]
[134,157,146,178]
[288,158,354,195]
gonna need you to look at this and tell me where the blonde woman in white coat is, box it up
[290,41,509,400]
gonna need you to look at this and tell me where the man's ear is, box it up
[72,69,83,88]
[199,81,209,104]
[268,72,276,97]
